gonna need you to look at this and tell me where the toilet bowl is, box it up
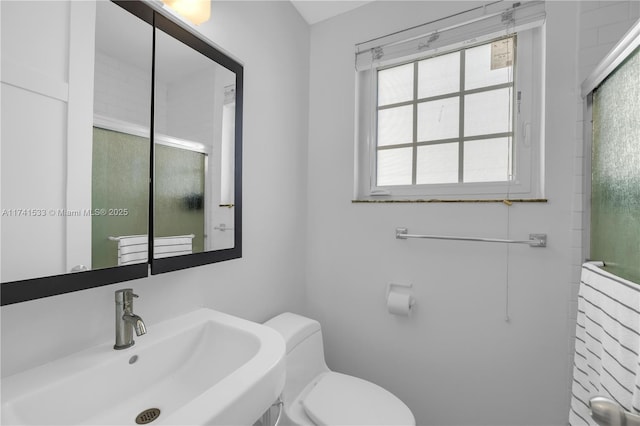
[264,313,415,426]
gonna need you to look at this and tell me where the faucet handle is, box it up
[115,288,139,303]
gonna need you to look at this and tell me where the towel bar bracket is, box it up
[395,228,547,247]
[528,234,547,247]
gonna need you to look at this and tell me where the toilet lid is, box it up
[301,372,415,426]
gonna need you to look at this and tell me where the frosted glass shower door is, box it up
[154,145,205,254]
[92,127,150,269]
[590,47,640,283]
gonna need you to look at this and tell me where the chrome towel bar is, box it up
[395,228,547,247]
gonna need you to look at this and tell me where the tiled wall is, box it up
[578,1,640,82]
[93,50,167,131]
[567,0,639,396]
[93,51,224,144]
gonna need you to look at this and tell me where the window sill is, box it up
[351,198,548,204]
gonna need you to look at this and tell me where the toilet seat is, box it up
[301,372,415,426]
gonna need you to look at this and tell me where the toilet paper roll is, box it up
[387,291,414,316]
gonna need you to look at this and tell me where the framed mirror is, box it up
[1,0,242,305]
[0,1,152,304]
[150,11,243,275]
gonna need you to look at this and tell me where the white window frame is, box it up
[354,23,545,201]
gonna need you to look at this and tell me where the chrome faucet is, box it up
[114,289,146,350]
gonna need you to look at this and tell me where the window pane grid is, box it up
[377,132,515,153]
[377,82,514,111]
[376,36,515,187]
[411,61,419,185]
[458,49,465,183]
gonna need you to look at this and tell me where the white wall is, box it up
[1,1,310,378]
[305,2,579,425]
[1,1,74,281]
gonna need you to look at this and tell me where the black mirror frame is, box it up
[1,0,242,305]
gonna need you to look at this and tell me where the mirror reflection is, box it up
[1,1,152,281]
[92,1,152,268]
[1,0,241,290]
[153,27,236,259]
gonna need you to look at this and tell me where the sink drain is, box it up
[135,408,161,424]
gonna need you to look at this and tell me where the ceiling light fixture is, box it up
[162,0,210,25]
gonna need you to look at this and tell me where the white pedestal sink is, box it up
[1,309,286,425]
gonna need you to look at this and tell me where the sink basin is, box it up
[1,308,286,425]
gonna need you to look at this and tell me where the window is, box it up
[377,36,515,187]
[354,2,545,200]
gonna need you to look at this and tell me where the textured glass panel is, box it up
[465,40,514,90]
[92,128,149,269]
[418,51,460,98]
[378,105,413,146]
[591,47,640,284]
[464,88,512,137]
[154,145,205,254]
[378,63,413,106]
[416,143,459,184]
[377,148,412,186]
[463,138,510,182]
[417,97,459,141]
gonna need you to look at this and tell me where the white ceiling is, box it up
[290,1,374,25]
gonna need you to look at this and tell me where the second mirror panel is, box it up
[154,28,236,258]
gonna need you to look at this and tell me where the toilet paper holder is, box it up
[386,283,415,302]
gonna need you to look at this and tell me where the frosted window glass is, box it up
[417,52,460,98]
[378,64,414,106]
[417,97,459,141]
[463,138,510,182]
[465,41,513,90]
[377,148,413,186]
[416,143,459,184]
[591,47,640,284]
[378,105,413,146]
[464,88,512,136]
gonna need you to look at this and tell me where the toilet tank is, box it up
[264,313,329,402]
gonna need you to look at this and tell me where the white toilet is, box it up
[264,312,415,426]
